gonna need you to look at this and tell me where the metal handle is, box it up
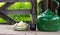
[52,0,59,15]
[38,0,48,14]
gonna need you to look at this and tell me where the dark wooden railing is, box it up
[0,0,30,2]
[0,0,37,25]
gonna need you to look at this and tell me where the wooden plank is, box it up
[0,21,31,24]
[48,0,58,14]
[0,0,30,2]
[0,2,15,10]
[48,0,56,12]
[2,10,31,15]
[30,0,37,24]
[0,25,60,35]
[0,12,16,25]
[0,2,16,25]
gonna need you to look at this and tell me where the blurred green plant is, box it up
[0,2,31,23]
[0,0,40,23]
[0,18,7,23]
[0,14,31,23]
[0,2,6,7]
[7,2,31,10]
[8,14,31,22]
[37,0,40,15]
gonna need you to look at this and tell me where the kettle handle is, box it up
[38,0,47,14]
[38,1,43,14]
[52,0,59,15]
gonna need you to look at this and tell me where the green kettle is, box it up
[36,0,60,31]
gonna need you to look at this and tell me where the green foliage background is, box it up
[0,0,40,23]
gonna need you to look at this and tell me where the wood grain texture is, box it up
[2,10,31,14]
[0,0,37,25]
[0,25,60,35]
[0,0,30,2]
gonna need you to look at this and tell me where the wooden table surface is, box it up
[0,24,60,35]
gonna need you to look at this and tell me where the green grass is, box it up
[0,0,40,23]
[7,2,31,10]
[0,18,7,23]
[0,2,7,23]
[0,2,31,23]
[8,14,31,22]
[0,14,31,23]
[0,2,6,7]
